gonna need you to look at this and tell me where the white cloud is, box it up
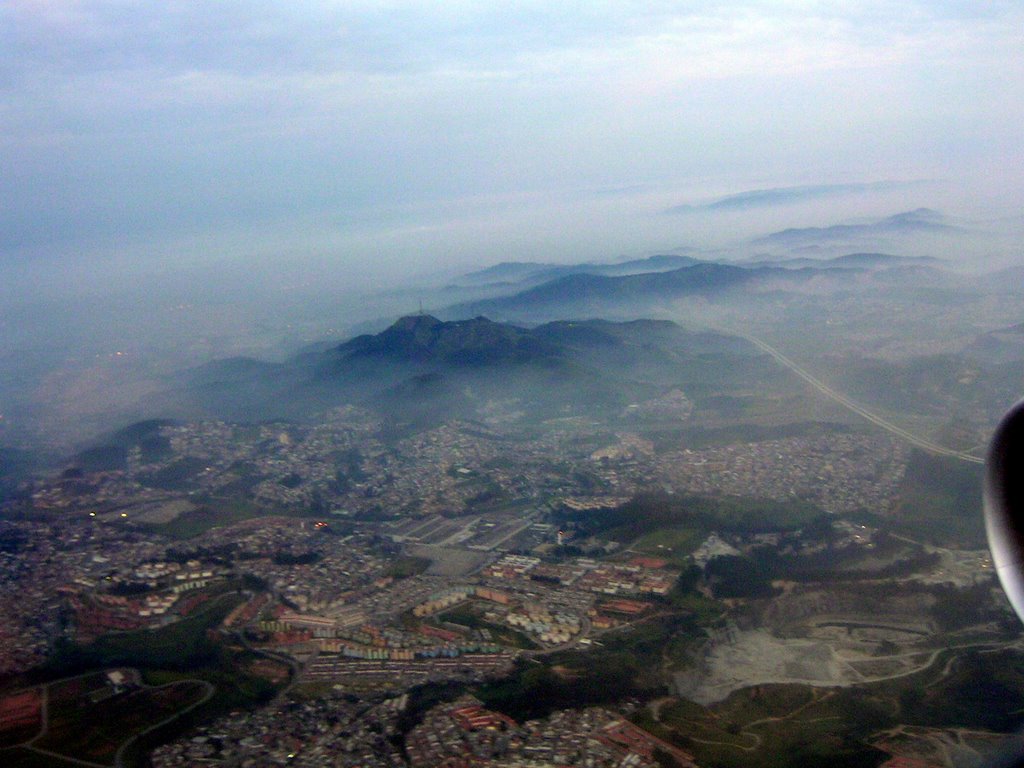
[1,1,1022,270]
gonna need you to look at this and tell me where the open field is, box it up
[435,603,539,650]
[146,498,320,540]
[0,688,43,747]
[629,526,703,563]
[36,678,208,765]
[3,747,84,767]
[0,671,211,768]
[408,545,489,577]
[657,642,1024,768]
[49,590,245,673]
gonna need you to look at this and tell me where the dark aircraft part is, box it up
[985,398,1024,624]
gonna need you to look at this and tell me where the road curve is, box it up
[113,679,215,768]
[731,330,984,465]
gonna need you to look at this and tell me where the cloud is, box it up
[751,208,960,248]
[1,1,1022,274]
[663,181,934,214]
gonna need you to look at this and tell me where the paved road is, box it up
[233,622,302,705]
[23,746,110,767]
[4,670,214,768]
[113,679,215,768]
[664,636,1020,754]
[731,330,984,465]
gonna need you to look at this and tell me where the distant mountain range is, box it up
[168,228,972,428]
[460,262,750,311]
[90,209,992,444]
[752,209,958,249]
[742,252,941,270]
[165,315,769,430]
[448,255,944,322]
[433,210,962,323]
[453,254,702,288]
[335,314,561,367]
[963,322,1024,364]
[662,182,930,214]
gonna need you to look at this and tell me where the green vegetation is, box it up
[890,450,984,546]
[108,420,176,446]
[138,435,173,463]
[647,421,853,452]
[272,550,321,566]
[654,687,889,768]
[61,421,176,478]
[384,555,432,579]
[479,611,703,721]
[740,534,942,585]
[47,591,244,673]
[833,353,1007,425]
[479,652,656,721]
[34,676,207,765]
[930,583,1000,631]
[72,445,128,473]
[138,457,209,491]
[29,588,280,767]
[648,645,1024,768]
[899,649,1024,730]
[0,447,42,503]
[143,661,276,714]
[556,492,820,546]
[0,668,224,768]
[705,555,779,599]
[146,498,319,539]
[139,663,276,713]
[118,663,277,768]
[642,698,752,750]
[597,612,705,670]
[631,527,703,563]
[395,681,468,735]
[434,604,538,650]
[2,748,81,767]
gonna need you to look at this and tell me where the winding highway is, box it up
[732,330,984,465]
[3,669,214,768]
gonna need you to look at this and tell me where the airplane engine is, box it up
[985,399,1024,624]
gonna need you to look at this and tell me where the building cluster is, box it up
[14,406,912,542]
[505,602,581,645]
[658,433,909,515]
[303,652,516,690]
[259,601,507,665]
[150,688,699,768]
[64,558,222,641]
[413,585,515,616]
[481,553,676,597]
[621,388,694,421]
[0,402,936,765]
[160,407,383,508]
[576,562,675,597]
[150,692,408,768]
[19,412,644,522]
[0,518,164,673]
[405,695,696,767]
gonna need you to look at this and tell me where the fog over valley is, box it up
[3,4,1024,768]
[4,2,1023,454]
[2,203,1023,457]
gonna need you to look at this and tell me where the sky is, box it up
[1,1,1024,450]
[2,0,1024,296]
